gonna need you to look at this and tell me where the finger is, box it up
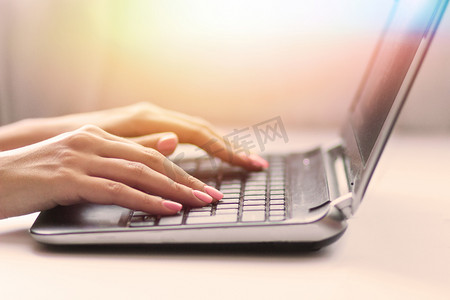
[68,127,204,191]
[128,132,178,156]
[176,122,268,171]
[75,125,177,156]
[93,138,223,201]
[137,117,268,171]
[158,111,269,170]
[87,157,214,207]
[76,176,183,215]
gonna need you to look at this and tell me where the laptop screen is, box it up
[349,0,443,166]
[341,0,448,209]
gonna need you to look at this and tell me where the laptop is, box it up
[30,0,449,250]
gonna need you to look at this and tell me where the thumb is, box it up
[128,132,179,156]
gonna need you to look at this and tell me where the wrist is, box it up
[0,117,70,150]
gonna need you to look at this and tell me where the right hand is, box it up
[0,125,223,219]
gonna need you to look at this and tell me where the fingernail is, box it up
[248,154,269,169]
[157,133,178,152]
[192,190,213,204]
[162,200,183,212]
[204,185,224,200]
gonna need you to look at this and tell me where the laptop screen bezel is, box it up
[339,0,448,212]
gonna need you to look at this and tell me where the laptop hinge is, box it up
[331,192,353,219]
[323,141,354,219]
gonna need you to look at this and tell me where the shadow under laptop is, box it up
[30,239,342,259]
[0,228,32,246]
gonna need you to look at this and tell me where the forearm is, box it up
[0,117,73,151]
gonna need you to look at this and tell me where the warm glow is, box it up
[96,0,394,126]
[5,0,396,126]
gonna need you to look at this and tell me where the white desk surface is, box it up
[1,131,449,300]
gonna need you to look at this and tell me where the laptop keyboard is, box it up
[128,155,287,228]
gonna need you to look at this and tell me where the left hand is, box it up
[0,102,268,170]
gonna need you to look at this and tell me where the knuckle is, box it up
[56,148,79,167]
[186,174,201,187]
[105,181,125,197]
[129,102,158,121]
[184,119,214,144]
[53,166,76,184]
[78,124,102,133]
[63,131,95,149]
[127,161,147,177]
[170,181,184,194]
[186,126,211,144]
[144,148,164,164]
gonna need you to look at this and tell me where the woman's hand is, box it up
[0,102,268,170]
[0,125,224,219]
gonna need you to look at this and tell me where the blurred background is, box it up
[0,0,449,133]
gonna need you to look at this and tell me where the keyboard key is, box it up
[270,210,286,216]
[269,184,285,190]
[270,195,285,200]
[158,214,184,226]
[222,193,240,199]
[188,211,213,217]
[221,179,241,185]
[186,214,238,225]
[221,182,241,187]
[244,186,266,192]
[247,172,267,179]
[215,209,238,215]
[270,199,285,205]
[244,190,266,196]
[130,215,156,227]
[218,198,240,204]
[270,204,285,211]
[270,190,284,195]
[132,211,150,217]
[245,182,266,187]
[269,215,286,222]
[198,158,221,172]
[269,181,284,186]
[241,211,266,223]
[189,206,213,212]
[244,195,266,201]
[216,203,239,209]
[220,188,241,194]
[242,205,265,211]
[243,200,266,206]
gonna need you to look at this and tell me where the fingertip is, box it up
[248,154,269,169]
[162,200,183,212]
[204,185,224,201]
[157,133,178,155]
[234,153,269,171]
[192,190,213,204]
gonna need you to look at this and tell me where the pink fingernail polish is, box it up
[192,190,213,204]
[162,200,183,211]
[204,185,224,200]
[248,154,269,169]
[157,133,178,152]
